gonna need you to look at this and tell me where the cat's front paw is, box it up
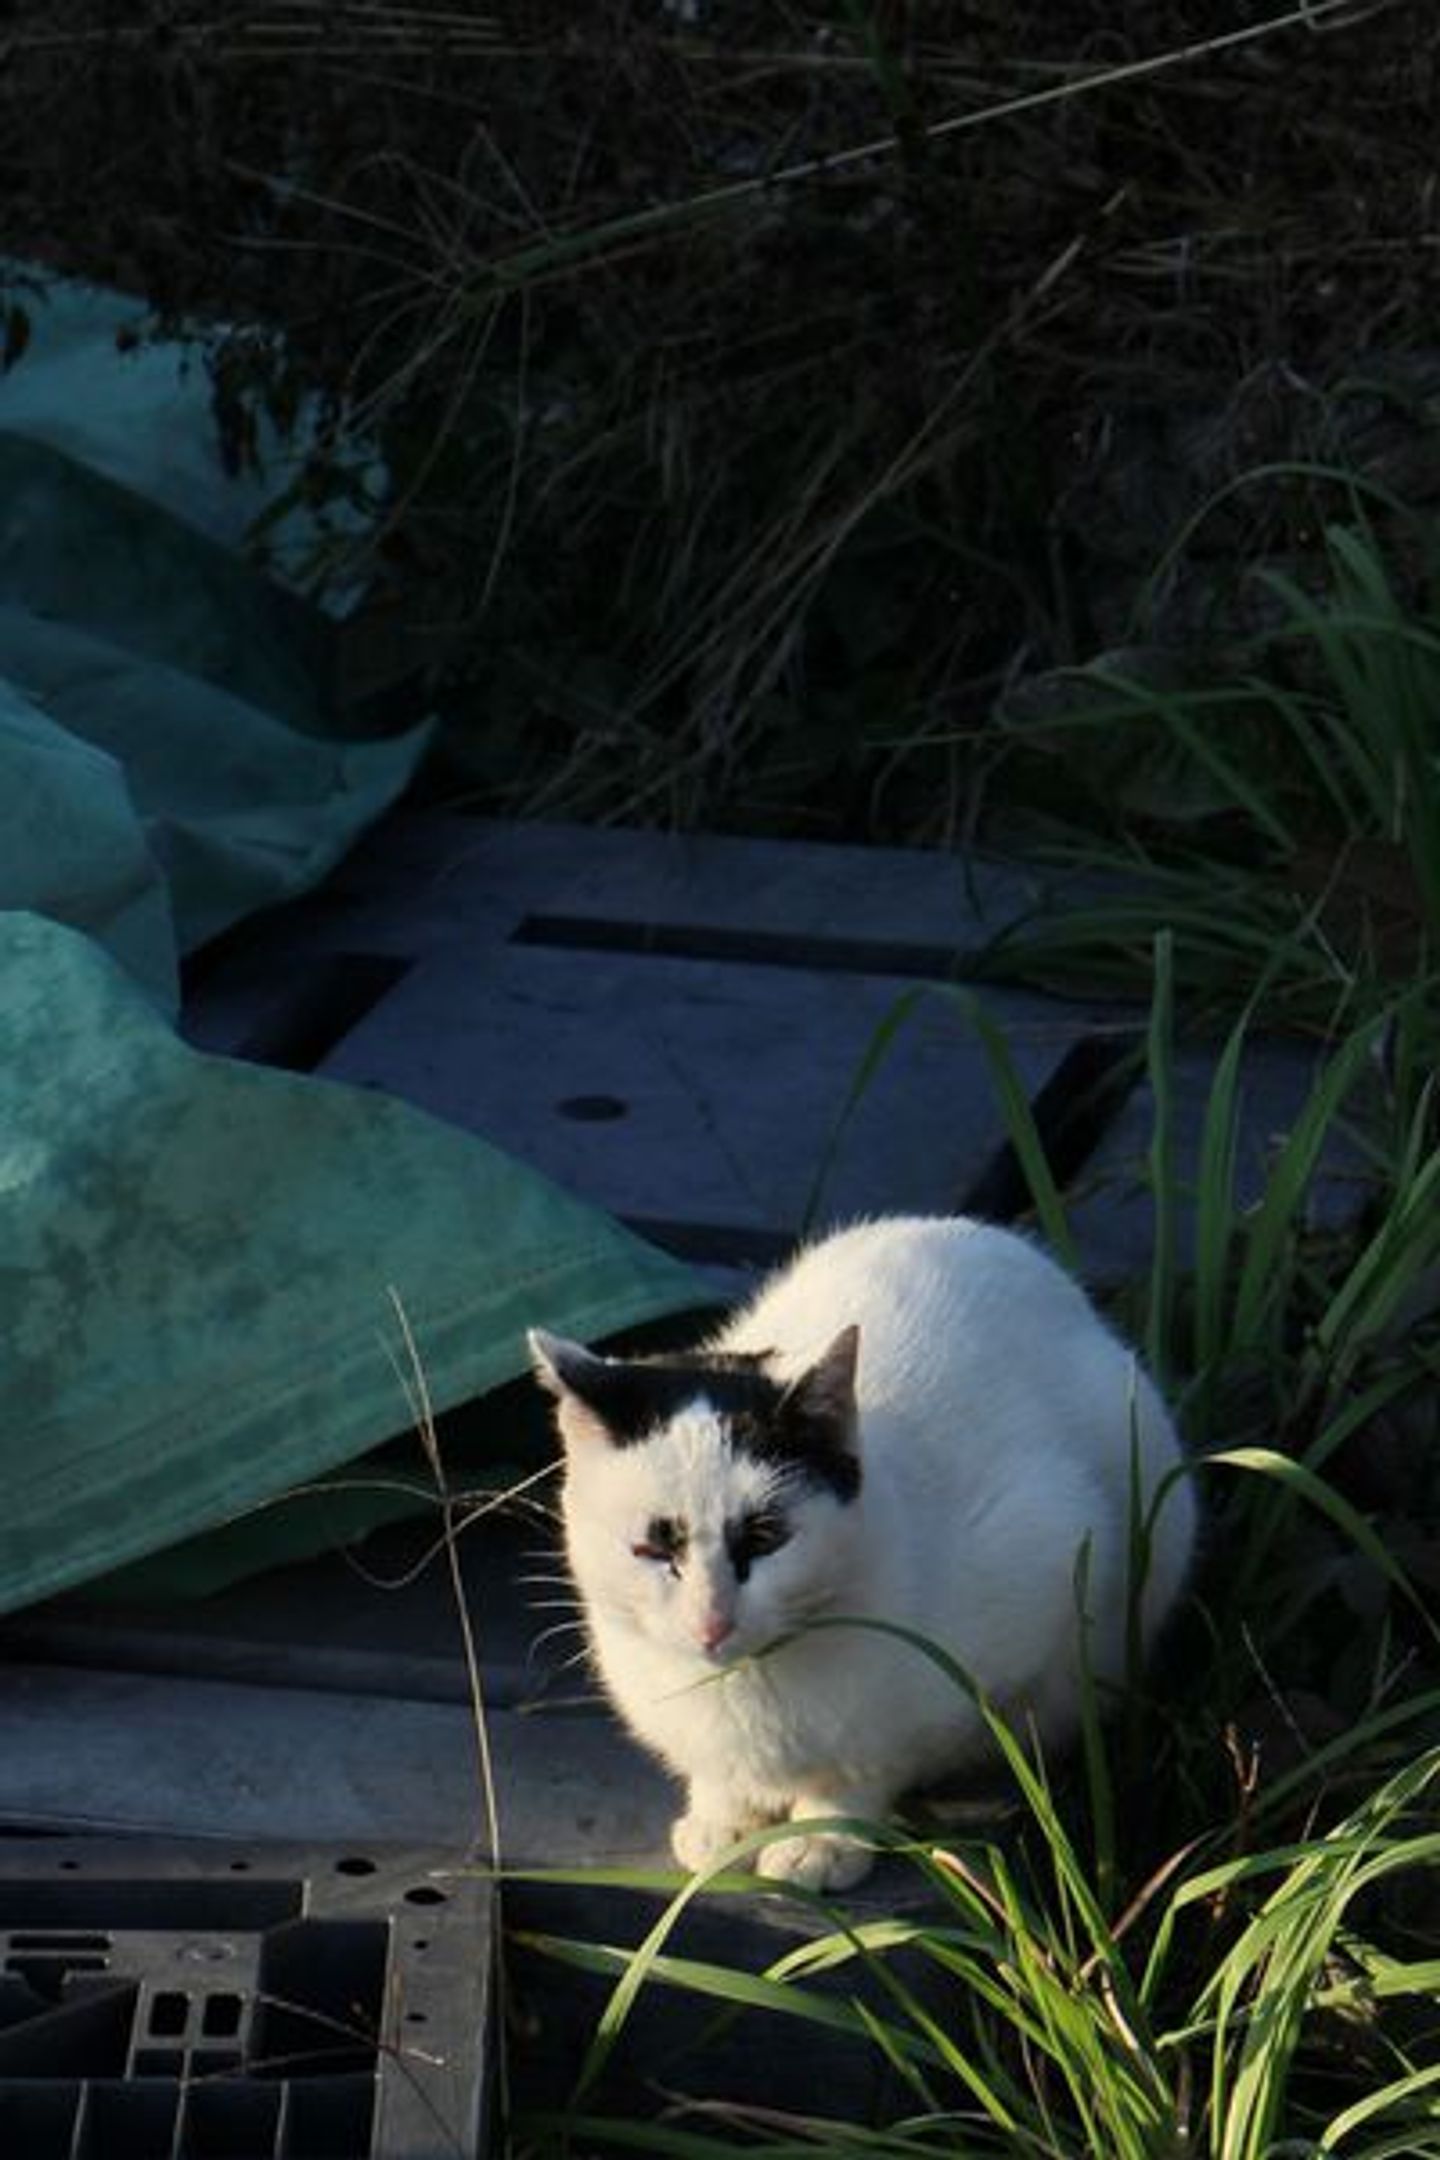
[671,1808,749,1875]
[757,1829,874,1892]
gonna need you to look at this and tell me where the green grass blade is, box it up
[513,1929,899,2037]
[1091,668,1298,853]
[802,986,928,1235]
[937,986,1079,1269]
[1228,1017,1378,1352]
[1144,930,1177,1387]
[1298,1358,1436,1484]
[1190,1005,1249,1416]
[1313,1141,1440,1365]
[1197,1751,1440,2160]
[1208,1445,1435,1637]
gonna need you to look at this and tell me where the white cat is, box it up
[530,1214,1196,1892]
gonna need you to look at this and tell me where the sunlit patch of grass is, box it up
[518,1728,1440,2156]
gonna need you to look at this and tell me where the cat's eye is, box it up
[728,1511,790,1572]
[632,1516,685,1570]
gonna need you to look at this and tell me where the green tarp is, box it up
[0,272,702,1615]
[0,429,422,1014]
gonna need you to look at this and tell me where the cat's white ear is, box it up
[788,1323,860,1432]
[527,1328,615,1450]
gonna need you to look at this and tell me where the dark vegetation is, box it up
[6,4,1440,2150]
[6,3,1436,845]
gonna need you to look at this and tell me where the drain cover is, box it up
[0,1837,490,2158]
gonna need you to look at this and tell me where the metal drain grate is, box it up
[0,1839,490,2159]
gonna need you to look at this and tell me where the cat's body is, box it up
[531,1215,1196,1890]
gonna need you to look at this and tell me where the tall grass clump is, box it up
[986,505,1440,1035]
[523,1745,1440,2157]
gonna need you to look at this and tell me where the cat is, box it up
[529,1214,1197,1892]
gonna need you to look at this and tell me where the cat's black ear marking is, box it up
[531,1330,708,1448]
[746,1324,861,1502]
[786,1324,860,1431]
[528,1328,626,1451]
[528,1328,609,1400]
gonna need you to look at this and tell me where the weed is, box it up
[987,515,1440,1034]
[4,4,1437,837]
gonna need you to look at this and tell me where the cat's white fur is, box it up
[533,1215,1196,1892]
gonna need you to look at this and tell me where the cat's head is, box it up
[530,1326,862,1668]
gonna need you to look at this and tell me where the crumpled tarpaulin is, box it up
[0,271,701,1613]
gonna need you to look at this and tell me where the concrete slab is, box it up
[179,812,1083,1068]
[322,947,1092,1256]
[182,812,1120,1277]
[0,1663,673,1865]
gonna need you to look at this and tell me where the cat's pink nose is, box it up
[698,1612,735,1654]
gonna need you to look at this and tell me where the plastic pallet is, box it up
[0,1837,490,2160]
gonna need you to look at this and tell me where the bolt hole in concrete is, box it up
[335,1856,377,1876]
[557,1093,628,1121]
[404,1886,447,1906]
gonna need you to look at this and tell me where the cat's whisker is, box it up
[524,1631,596,1682]
[528,1619,589,1657]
